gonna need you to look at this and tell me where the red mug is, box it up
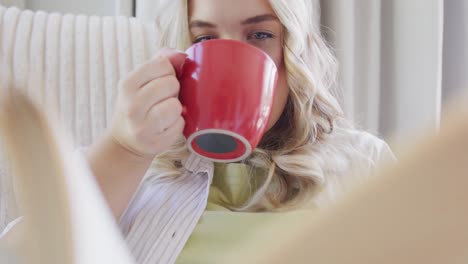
[179,39,278,163]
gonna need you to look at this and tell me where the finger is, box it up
[159,48,187,76]
[152,117,185,150]
[132,75,180,122]
[146,97,183,134]
[122,49,187,92]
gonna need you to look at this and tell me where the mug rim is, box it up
[185,39,277,69]
[187,128,252,163]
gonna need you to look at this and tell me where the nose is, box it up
[218,33,245,43]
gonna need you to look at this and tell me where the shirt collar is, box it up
[182,153,214,183]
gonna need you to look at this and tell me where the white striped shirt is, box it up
[118,154,214,264]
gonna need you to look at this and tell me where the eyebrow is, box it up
[241,14,278,25]
[189,20,216,29]
[189,14,278,29]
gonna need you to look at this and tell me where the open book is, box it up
[0,88,467,264]
[0,90,136,263]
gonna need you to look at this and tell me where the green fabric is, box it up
[175,209,313,264]
[176,163,315,264]
[207,163,265,210]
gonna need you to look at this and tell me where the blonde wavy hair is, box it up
[151,0,370,212]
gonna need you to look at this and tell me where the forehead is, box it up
[189,0,276,22]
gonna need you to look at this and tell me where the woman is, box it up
[2,0,394,263]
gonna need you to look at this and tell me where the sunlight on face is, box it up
[189,0,289,130]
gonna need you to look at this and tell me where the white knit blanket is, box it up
[0,5,157,230]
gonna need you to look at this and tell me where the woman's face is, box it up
[189,0,289,130]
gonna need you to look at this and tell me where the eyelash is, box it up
[247,32,274,41]
[193,35,214,43]
[193,31,275,44]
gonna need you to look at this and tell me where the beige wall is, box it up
[26,0,117,15]
[0,0,25,8]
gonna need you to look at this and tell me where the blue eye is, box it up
[194,36,215,43]
[249,32,274,41]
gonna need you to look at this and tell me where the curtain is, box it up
[320,0,445,145]
[442,0,468,102]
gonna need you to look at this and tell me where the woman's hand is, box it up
[86,48,188,219]
[109,48,187,159]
